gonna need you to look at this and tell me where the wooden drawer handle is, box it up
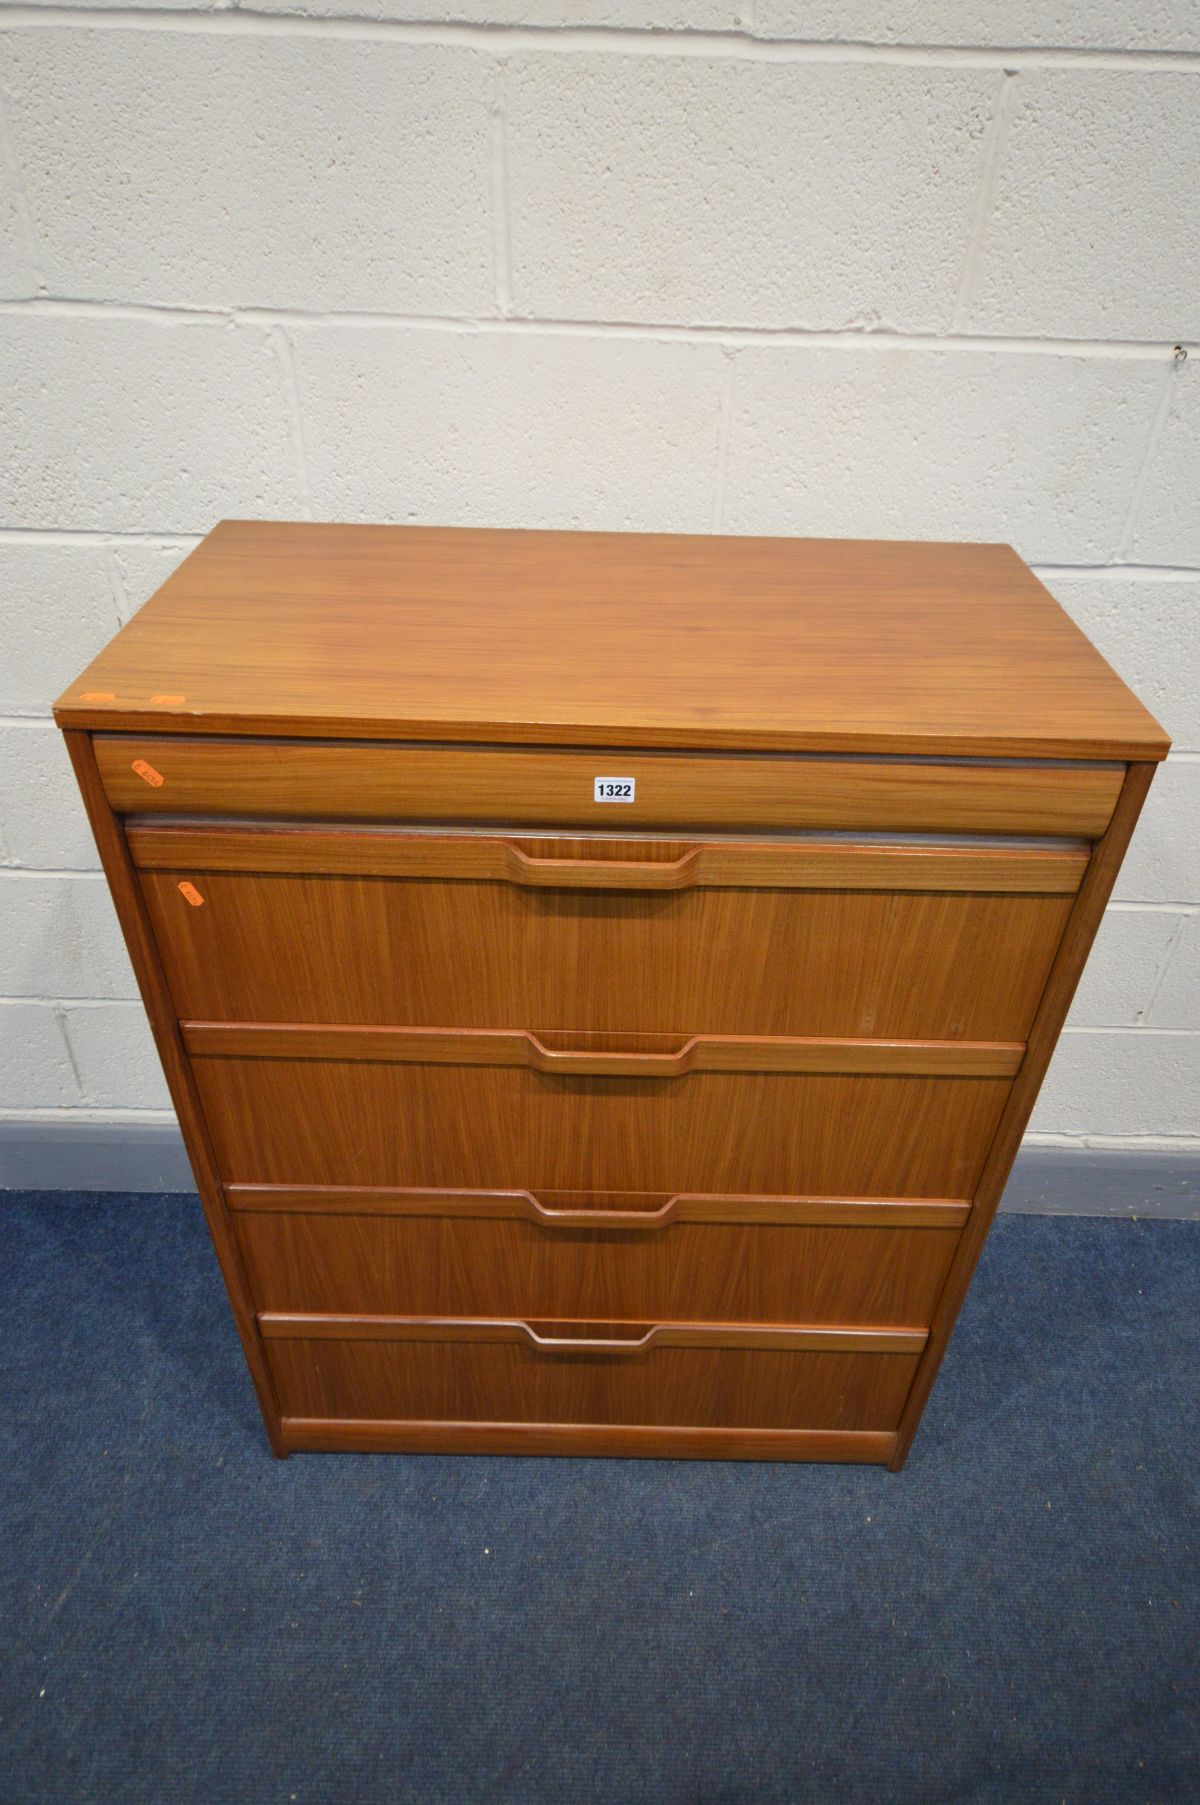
[127,822,1092,894]
[225,1185,974,1228]
[183,1021,1024,1078]
[525,1032,698,1076]
[258,1313,928,1355]
[521,1194,680,1229]
[501,843,701,890]
[522,1322,662,1355]
[516,1322,925,1355]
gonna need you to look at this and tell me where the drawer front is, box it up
[262,1321,923,1433]
[98,733,1123,835]
[137,826,1079,1041]
[193,1051,1009,1197]
[231,1189,966,1327]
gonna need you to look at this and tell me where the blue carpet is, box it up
[1,1193,1197,1805]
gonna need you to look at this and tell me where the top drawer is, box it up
[132,823,1083,1041]
[95,735,1124,837]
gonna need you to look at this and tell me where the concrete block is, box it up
[0,874,137,1000]
[0,725,100,870]
[110,540,199,622]
[0,169,37,299]
[0,317,304,532]
[507,55,993,331]
[1040,574,1200,753]
[1031,1029,1198,1137]
[0,541,125,714]
[252,0,736,19]
[755,3,1200,52]
[1113,760,1200,905]
[723,346,1162,563]
[15,0,225,8]
[968,72,1200,341]
[1148,915,1200,1030]
[62,1002,171,1110]
[5,30,494,314]
[1065,907,1184,1029]
[294,325,724,531]
[1128,359,1200,568]
[0,1001,80,1110]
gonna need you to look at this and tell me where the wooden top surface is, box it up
[54,520,1169,760]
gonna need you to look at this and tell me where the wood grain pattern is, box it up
[280,1420,899,1462]
[55,522,1169,761]
[265,1333,923,1432]
[888,760,1160,1469]
[140,850,1075,1042]
[193,1056,1011,1197]
[127,823,1091,894]
[95,734,1123,837]
[233,1194,963,1325]
[60,732,287,1457]
[182,1023,1024,1079]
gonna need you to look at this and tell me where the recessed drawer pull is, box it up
[501,844,702,890]
[128,822,1091,895]
[522,1194,679,1229]
[183,1021,1025,1079]
[227,1183,974,1230]
[524,1322,662,1355]
[257,1314,929,1356]
[527,1034,699,1077]
[508,1322,927,1356]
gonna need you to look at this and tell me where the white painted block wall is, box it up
[1,3,1197,1156]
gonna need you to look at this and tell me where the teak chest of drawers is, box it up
[56,522,1170,1468]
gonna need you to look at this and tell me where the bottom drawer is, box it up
[262,1318,923,1435]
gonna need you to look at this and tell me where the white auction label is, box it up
[593,776,636,803]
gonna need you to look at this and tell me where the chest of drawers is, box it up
[56,522,1169,1467]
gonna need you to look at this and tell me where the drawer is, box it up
[190,1030,1011,1197]
[231,1188,967,1326]
[261,1316,924,1434]
[136,824,1081,1041]
[98,734,1123,835]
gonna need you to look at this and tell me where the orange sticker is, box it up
[131,759,164,788]
[150,693,185,706]
[177,882,205,908]
[79,691,115,703]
